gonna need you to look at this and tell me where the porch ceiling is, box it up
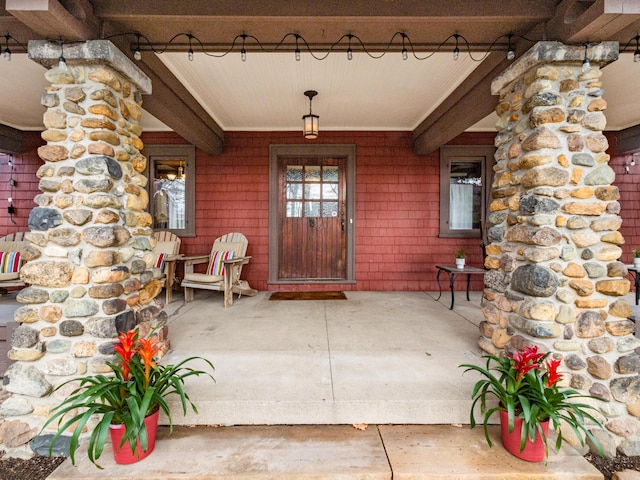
[1,0,640,154]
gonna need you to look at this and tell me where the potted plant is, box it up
[633,249,640,268]
[42,329,215,468]
[455,248,465,269]
[459,345,603,462]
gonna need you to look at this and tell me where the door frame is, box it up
[268,144,356,284]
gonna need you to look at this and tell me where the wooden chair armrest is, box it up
[222,256,251,265]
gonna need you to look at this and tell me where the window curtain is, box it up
[449,183,473,229]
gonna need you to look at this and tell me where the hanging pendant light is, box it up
[302,90,319,139]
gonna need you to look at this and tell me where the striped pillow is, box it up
[0,251,21,274]
[154,252,167,272]
[207,250,234,276]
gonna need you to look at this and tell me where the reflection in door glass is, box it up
[323,166,338,181]
[304,166,321,181]
[287,166,303,181]
[323,202,338,217]
[323,184,338,199]
[286,184,303,199]
[305,202,320,217]
[286,201,303,217]
[304,184,321,200]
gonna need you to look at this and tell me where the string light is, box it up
[2,34,27,61]
[401,33,408,60]
[240,33,247,61]
[58,39,67,70]
[133,33,142,60]
[347,34,353,60]
[452,34,460,61]
[187,34,194,61]
[294,34,301,61]
[506,34,515,61]
[634,35,640,63]
[582,42,591,72]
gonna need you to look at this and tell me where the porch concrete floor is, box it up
[8,288,627,478]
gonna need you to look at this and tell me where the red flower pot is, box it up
[499,410,549,462]
[109,409,160,465]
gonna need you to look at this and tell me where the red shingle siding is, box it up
[147,130,490,292]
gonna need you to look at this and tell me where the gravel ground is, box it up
[1,450,639,480]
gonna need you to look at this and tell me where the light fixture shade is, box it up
[302,90,319,139]
[303,113,319,139]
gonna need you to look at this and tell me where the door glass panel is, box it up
[305,166,321,181]
[323,202,339,217]
[322,184,338,199]
[323,166,338,181]
[286,184,303,199]
[304,184,321,200]
[287,201,303,217]
[305,202,320,217]
[287,166,303,181]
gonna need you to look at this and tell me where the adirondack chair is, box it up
[0,232,29,294]
[152,231,182,304]
[181,232,257,307]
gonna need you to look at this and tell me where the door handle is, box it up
[309,218,315,227]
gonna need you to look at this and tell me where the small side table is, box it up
[626,265,639,306]
[435,265,486,310]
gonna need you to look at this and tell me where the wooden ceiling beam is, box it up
[412,0,640,155]
[5,0,100,41]
[413,52,510,154]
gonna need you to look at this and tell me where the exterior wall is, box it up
[143,130,493,292]
[0,134,43,235]
[2,130,639,293]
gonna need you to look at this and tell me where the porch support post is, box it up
[0,40,169,455]
[483,41,640,454]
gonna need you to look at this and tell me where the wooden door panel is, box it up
[278,157,346,280]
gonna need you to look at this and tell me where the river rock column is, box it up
[0,40,168,455]
[482,41,640,455]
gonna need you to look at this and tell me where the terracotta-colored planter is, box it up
[499,410,549,462]
[109,409,160,465]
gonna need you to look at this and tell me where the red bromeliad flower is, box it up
[113,331,137,380]
[136,337,161,388]
[509,345,545,381]
[546,358,563,387]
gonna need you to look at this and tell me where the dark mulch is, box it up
[0,452,66,480]
[1,449,640,479]
[584,452,640,480]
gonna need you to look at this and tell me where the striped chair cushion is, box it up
[207,250,234,276]
[154,252,167,272]
[0,251,21,274]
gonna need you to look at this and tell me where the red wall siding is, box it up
[607,133,640,266]
[143,130,492,292]
[3,130,638,294]
[0,133,43,236]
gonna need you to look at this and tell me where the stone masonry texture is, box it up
[485,41,640,455]
[0,42,168,456]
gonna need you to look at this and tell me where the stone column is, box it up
[483,41,640,454]
[0,40,168,456]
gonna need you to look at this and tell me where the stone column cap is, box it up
[492,41,618,95]
[28,39,151,94]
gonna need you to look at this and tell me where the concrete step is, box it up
[48,424,603,479]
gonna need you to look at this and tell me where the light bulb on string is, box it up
[581,43,591,72]
[133,33,142,60]
[187,34,194,61]
[295,34,301,61]
[452,34,460,61]
[347,34,353,60]
[401,33,408,60]
[506,34,515,60]
[3,47,10,61]
[241,34,247,61]
[634,35,640,63]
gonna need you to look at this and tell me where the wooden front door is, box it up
[278,157,346,280]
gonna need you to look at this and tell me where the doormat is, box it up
[269,291,347,301]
